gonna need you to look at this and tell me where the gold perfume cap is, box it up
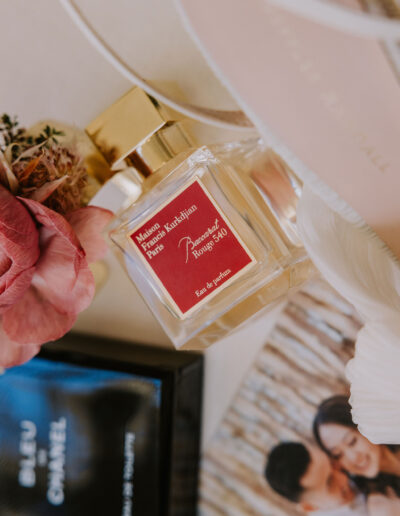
[86,86,194,174]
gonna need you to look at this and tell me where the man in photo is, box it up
[265,442,368,515]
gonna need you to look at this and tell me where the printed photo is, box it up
[200,280,400,516]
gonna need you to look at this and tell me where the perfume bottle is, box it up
[87,88,314,349]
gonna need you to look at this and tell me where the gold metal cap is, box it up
[86,87,194,174]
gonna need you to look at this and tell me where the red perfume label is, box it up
[129,178,255,318]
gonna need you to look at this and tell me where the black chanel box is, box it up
[0,333,203,516]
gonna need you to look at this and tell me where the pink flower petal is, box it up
[66,206,113,263]
[0,249,11,277]
[0,186,39,267]
[18,197,95,315]
[0,319,40,368]
[31,226,95,314]
[0,185,39,310]
[19,196,84,259]
[27,176,67,202]
[2,287,77,346]
[0,266,35,314]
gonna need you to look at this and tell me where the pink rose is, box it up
[0,186,39,313]
[0,184,113,368]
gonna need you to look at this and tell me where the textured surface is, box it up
[200,280,362,515]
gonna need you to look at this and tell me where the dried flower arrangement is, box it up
[0,115,113,368]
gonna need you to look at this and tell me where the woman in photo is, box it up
[313,395,400,514]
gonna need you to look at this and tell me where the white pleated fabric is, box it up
[297,187,400,444]
[347,320,400,444]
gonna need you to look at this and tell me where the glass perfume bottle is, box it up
[87,87,314,349]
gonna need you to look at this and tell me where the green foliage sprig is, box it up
[0,114,64,161]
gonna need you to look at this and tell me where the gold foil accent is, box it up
[86,87,194,174]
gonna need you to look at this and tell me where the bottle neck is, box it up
[126,121,194,177]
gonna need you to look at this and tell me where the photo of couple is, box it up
[200,281,400,516]
[266,395,400,515]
